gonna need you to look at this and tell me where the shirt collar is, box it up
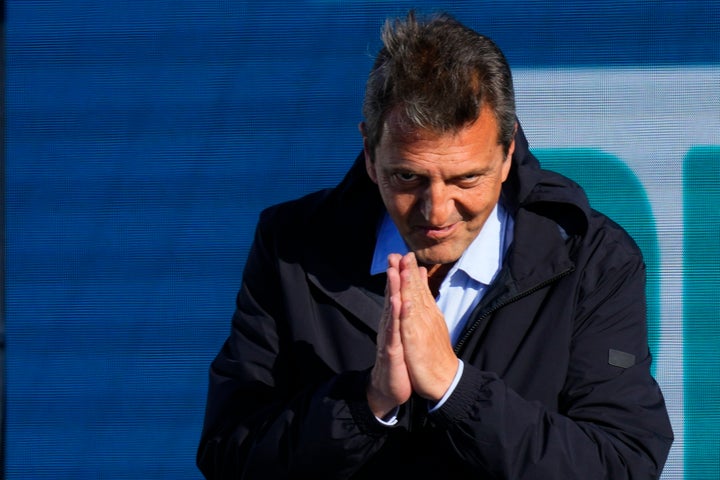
[370,202,511,285]
[453,203,508,285]
[370,214,409,275]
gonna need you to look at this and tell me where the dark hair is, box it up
[362,11,516,158]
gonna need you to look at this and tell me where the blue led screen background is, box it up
[5,1,719,478]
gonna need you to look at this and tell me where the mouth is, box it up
[416,222,459,241]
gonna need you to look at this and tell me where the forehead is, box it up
[376,105,502,166]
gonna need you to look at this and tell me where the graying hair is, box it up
[362,11,516,158]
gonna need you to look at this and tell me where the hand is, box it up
[367,254,413,418]
[397,252,459,401]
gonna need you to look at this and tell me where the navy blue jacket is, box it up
[198,126,673,479]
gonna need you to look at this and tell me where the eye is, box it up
[394,171,418,182]
[456,173,481,187]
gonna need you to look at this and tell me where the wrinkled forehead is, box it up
[380,104,499,146]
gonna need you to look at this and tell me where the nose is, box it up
[420,182,453,226]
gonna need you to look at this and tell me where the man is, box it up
[198,11,673,479]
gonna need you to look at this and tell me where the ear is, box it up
[359,122,378,184]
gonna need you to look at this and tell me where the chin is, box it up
[413,247,461,266]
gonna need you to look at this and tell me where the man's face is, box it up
[363,105,515,265]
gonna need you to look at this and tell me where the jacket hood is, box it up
[503,123,591,237]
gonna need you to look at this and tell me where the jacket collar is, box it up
[302,156,387,333]
[504,123,590,238]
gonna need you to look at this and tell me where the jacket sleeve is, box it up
[196,218,389,479]
[430,233,673,479]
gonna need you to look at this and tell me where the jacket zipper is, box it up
[453,266,575,355]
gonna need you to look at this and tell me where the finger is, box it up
[406,254,434,296]
[399,253,432,306]
[387,254,402,299]
[418,265,428,279]
[388,252,402,268]
[380,255,403,346]
[398,253,419,289]
[400,251,418,270]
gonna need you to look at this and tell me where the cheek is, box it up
[463,186,488,207]
[386,193,414,216]
[379,189,417,219]
[459,186,500,217]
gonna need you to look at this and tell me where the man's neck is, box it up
[423,262,455,298]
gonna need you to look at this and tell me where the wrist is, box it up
[366,382,399,419]
[422,357,461,402]
[428,359,464,412]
